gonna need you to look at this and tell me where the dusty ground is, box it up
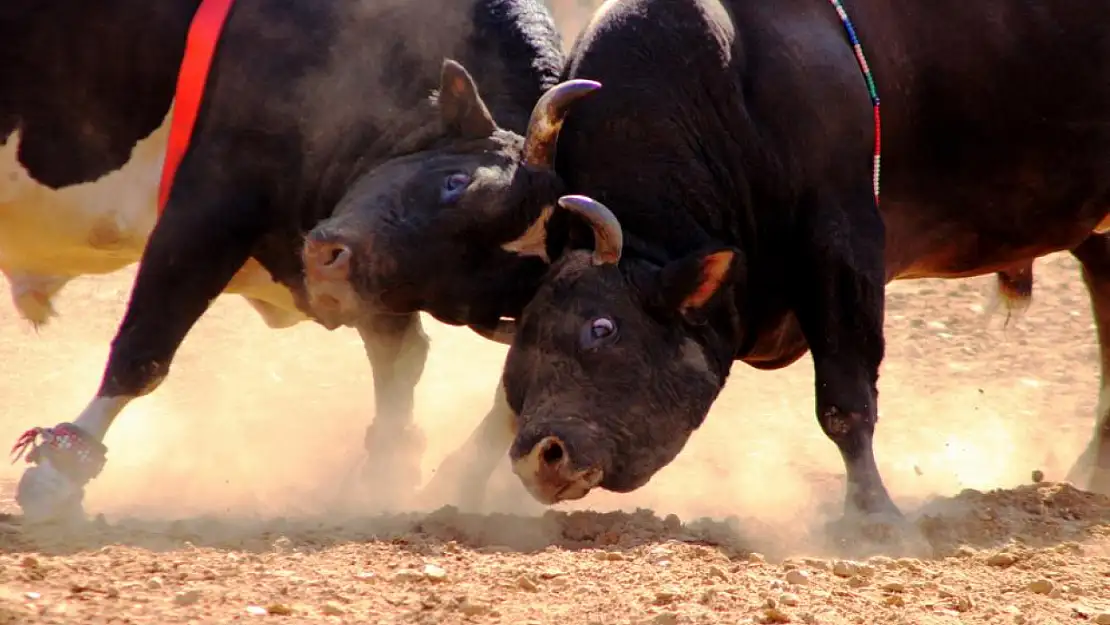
[3,4,1110,623]
[2,254,1110,625]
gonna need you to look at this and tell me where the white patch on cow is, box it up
[72,396,131,442]
[0,107,307,329]
[501,204,554,262]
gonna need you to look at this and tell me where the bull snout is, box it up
[511,435,603,505]
[301,232,361,330]
[302,236,352,282]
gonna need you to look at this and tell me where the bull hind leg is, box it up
[350,312,431,510]
[12,154,269,523]
[1065,233,1110,494]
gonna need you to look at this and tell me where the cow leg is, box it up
[417,380,516,512]
[792,194,901,522]
[353,312,430,508]
[13,179,266,523]
[1066,233,1110,494]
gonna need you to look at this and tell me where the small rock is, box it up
[803,559,829,571]
[1026,579,1054,595]
[883,595,905,607]
[459,598,490,616]
[881,581,905,592]
[246,606,267,616]
[762,606,792,623]
[599,551,625,561]
[392,569,421,582]
[779,593,799,606]
[1093,613,1110,625]
[654,587,681,604]
[540,569,565,579]
[952,596,974,612]
[173,590,201,606]
[423,564,447,582]
[517,576,539,592]
[785,570,811,586]
[652,612,679,625]
[954,546,977,558]
[708,565,729,581]
[832,561,859,578]
[1031,469,1044,483]
[748,552,767,563]
[986,552,1018,567]
[266,603,293,615]
[23,592,41,601]
[321,602,345,616]
[21,556,39,568]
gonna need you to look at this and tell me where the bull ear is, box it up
[436,59,498,139]
[657,246,741,325]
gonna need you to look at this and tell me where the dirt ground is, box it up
[2,254,1110,625]
[3,4,1110,624]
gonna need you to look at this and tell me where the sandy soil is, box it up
[2,4,1110,623]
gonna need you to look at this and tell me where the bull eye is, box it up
[440,171,471,203]
[580,316,618,350]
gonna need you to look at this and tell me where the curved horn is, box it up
[556,195,623,265]
[522,79,601,169]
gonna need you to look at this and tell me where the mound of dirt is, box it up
[1,481,1109,624]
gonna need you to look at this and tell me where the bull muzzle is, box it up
[511,435,604,504]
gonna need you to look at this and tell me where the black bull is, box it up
[307,0,1110,521]
[7,0,586,523]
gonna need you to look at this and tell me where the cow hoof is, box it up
[16,462,87,525]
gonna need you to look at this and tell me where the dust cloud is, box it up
[0,0,1098,561]
[0,251,1097,558]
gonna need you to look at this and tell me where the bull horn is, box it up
[556,195,623,265]
[522,79,601,169]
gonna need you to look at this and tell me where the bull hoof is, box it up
[16,462,88,525]
[10,423,106,524]
[822,508,925,558]
[338,454,423,513]
[417,460,488,514]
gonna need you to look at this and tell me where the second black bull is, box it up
[312,0,1110,520]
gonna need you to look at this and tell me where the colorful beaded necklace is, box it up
[826,0,882,206]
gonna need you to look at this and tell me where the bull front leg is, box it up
[12,161,267,524]
[351,312,430,509]
[1066,233,1110,494]
[791,192,901,522]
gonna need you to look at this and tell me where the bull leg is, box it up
[352,312,430,508]
[1066,233,1110,494]
[792,194,901,521]
[417,380,516,512]
[13,175,266,523]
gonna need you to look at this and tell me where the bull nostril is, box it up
[324,244,350,267]
[540,438,565,467]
